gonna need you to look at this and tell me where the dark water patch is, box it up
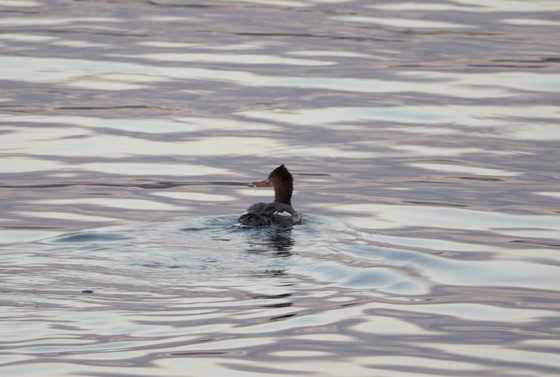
[50,232,133,244]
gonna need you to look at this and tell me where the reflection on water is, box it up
[1,0,560,376]
[2,216,559,376]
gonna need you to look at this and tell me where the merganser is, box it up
[237,164,301,227]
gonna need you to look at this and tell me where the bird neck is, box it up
[274,181,293,206]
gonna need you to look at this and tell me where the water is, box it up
[1,0,560,376]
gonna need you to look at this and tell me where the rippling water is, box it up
[1,0,560,376]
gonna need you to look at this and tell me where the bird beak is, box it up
[252,179,271,187]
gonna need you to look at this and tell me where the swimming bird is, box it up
[237,164,301,227]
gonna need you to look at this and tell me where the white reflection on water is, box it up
[375,302,556,322]
[409,162,519,176]
[368,2,481,11]
[1,125,90,143]
[234,0,309,7]
[37,198,181,211]
[0,230,59,245]
[16,211,119,222]
[501,18,560,26]
[537,192,560,199]
[369,0,560,12]
[50,40,108,49]
[0,56,526,98]
[1,132,282,157]
[123,53,334,66]
[0,17,120,26]
[0,158,68,173]
[436,344,560,370]
[3,114,276,133]
[392,145,515,157]
[154,192,236,202]
[5,53,557,99]
[453,0,560,12]
[335,204,560,231]
[241,104,560,140]
[82,163,232,176]
[332,15,469,29]
[0,0,39,6]
[0,33,55,42]
[289,50,372,58]
[402,71,560,93]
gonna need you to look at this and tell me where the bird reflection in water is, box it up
[244,226,295,258]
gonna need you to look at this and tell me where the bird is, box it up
[237,164,301,227]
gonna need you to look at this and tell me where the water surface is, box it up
[1,0,559,376]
